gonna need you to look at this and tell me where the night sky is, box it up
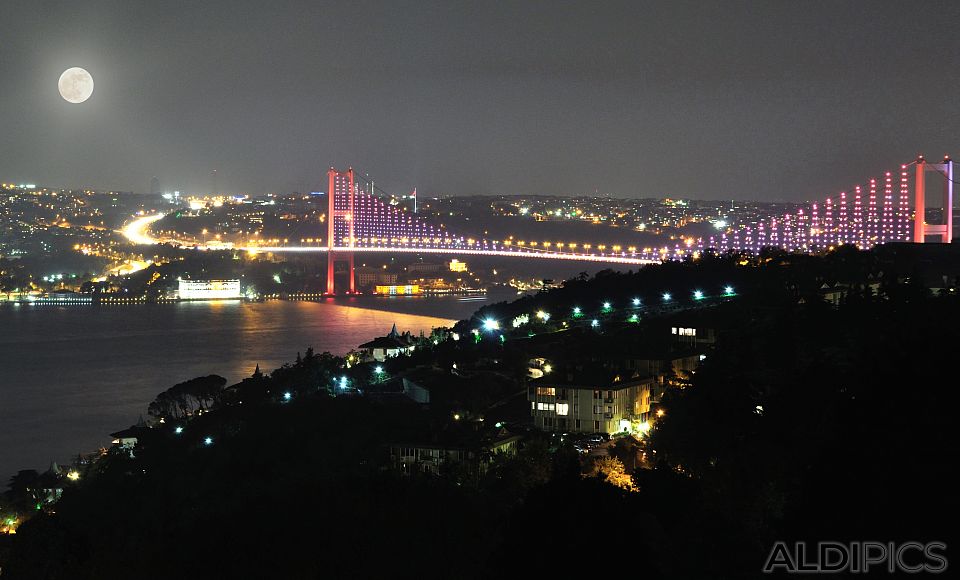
[2,0,960,200]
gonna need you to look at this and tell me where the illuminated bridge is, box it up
[126,157,953,294]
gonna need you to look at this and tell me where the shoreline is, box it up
[0,300,467,479]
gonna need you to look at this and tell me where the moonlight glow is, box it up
[58,67,94,103]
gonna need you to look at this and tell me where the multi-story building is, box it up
[355,266,398,290]
[529,371,656,435]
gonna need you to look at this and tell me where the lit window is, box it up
[556,403,569,416]
[536,386,556,396]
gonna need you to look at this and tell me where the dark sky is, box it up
[2,1,959,201]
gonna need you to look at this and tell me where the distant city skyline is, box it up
[2,1,960,200]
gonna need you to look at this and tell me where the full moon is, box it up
[58,67,94,104]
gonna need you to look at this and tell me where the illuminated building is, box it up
[373,284,421,295]
[177,279,241,300]
[447,259,468,272]
[529,371,656,435]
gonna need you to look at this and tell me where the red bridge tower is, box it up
[913,155,954,243]
[326,167,357,295]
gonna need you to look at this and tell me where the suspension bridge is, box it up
[125,156,954,294]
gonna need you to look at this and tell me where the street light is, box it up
[632,297,641,306]
[662,292,672,302]
[693,290,704,300]
[482,318,500,331]
[723,285,735,296]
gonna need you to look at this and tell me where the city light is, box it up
[283,391,292,401]
[724,285,735,296]
[482,318,500,331]
[175,426,184,434]
[662,292,672,302]
[693,290,704,300]
[204,436,214,446]
[602,301,612,311]
[66,470,80,481]
[543,363,553,374]
[374,365,384,375]
[572,306,582,316]
[591,319,599,327]
[632,298,641,306]
[536,310,550,322]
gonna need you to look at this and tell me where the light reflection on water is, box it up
[0,300,459,478]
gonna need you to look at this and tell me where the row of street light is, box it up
[480,285,736,333]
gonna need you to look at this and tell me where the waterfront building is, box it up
[373,284,420,295]
[177,279,241,300]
